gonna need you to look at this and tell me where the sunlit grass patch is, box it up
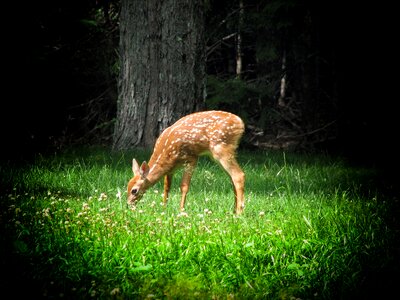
[0,147,396,299]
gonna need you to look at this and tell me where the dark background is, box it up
[2,1,397,175]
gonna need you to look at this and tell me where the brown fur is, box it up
[127,110,245,214]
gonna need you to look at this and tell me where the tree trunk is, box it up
[113,0,206,150]
[235,0,244,79]
[278,49,287,107]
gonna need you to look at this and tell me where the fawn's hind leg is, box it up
[211,144,245,214]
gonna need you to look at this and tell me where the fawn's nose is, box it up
[127,191,143,206]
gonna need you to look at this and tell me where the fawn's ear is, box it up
[140,161,150,178]
[132,159,141,176]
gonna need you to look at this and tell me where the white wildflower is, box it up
[178,211,189,218]
[98,193,107,201]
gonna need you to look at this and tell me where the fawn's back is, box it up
[150,110,244,168]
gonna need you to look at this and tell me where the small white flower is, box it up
[116,190,122,199]
[178,211,189,218]
[82,202,90,211]
[42,208,51,217]
[98,193,107,201]
[110,288,120,296]
[204,208,212,215]
[259,211,265,217]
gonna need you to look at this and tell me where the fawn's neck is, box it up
[146,153,174,185]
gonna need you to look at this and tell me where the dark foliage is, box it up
[3,0,119,158]
[2,0,396,169]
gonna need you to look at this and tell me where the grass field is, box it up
[0,147,398,299]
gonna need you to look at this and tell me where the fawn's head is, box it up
[127,159,150,206]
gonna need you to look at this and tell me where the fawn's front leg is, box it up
[163,174,173,206]
[179,160,197,211]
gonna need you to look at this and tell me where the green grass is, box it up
[0,147,397,299]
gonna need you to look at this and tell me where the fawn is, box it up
[127,110,245,214]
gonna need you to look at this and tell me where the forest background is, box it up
[1,0,397,174]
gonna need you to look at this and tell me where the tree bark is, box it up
[113,0,206,150]
[278,49,287,107]
[235,0,244,79]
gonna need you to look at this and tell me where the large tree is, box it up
[113,0,206,150]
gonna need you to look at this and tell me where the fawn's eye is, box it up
[131,188,138,195]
